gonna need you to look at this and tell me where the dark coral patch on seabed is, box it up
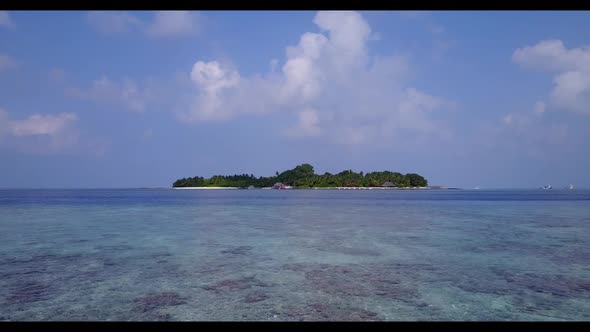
[243,291,270,303]
[5,281,55,305]
[282,303,380,321]
[281,262,423,303]
[133,291,187,316]
[202,276,270,293]
[220,246,254,256]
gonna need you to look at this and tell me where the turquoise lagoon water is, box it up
[0,189,589,321]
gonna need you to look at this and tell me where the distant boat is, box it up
[568,184,574,190]
[540,185,552,190]
[474,186,480,190]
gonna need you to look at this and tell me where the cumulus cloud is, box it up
[86,11,200,38]
[550,71,590,113]
[513,40,590,72]
[10,113,77,137]
[66,76,155,112]
[0,11,15,29]
[181,60,241,121]
[0,53,17,73]
[181,11,452,146]
[0,109,80,154]
[513,39,590,114]
[286,108,321,138]
[76,11,451,147]
[191,61,240,93]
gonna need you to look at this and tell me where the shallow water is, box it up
[0,189,589,321]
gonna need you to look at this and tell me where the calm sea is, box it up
[0,189,589,321]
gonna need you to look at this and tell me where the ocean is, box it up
[0,189,589,321]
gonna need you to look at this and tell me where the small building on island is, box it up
[272,182,286,189]
[381,181,396,188]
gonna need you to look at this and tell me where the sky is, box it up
[1,10,590,189]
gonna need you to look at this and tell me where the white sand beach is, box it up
[172,187,239,190]
[173,186,436,190]
[315,187,431,190]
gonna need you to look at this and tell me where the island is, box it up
[172,164,430,189]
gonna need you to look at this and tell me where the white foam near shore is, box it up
[172,187,239,190]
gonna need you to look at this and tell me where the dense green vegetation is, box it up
[172,164,428,188]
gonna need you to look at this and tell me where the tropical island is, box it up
[172,164,429,189]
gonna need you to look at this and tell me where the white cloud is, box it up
[148,11,199,38]
[86,11,200,38]
[286,108,321,138]
[86,11,144,34]
[513,39,590,114]
[182,60,241,122]
[77,11,451,147]
[66,76,154,112]
[0,109,80,153]
[181,11,452,146]
[0,53,17,73]
[10,113,77,137]
[314,11,371,63]
[280,32,328,103]
[0,11,15,29]
[191,60,240,93]
[513,40,590,73]
[502,99,548,130]
[550,70,590,114]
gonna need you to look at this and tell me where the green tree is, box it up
[172,164,428,189]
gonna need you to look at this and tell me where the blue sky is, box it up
[1,10,589,188]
